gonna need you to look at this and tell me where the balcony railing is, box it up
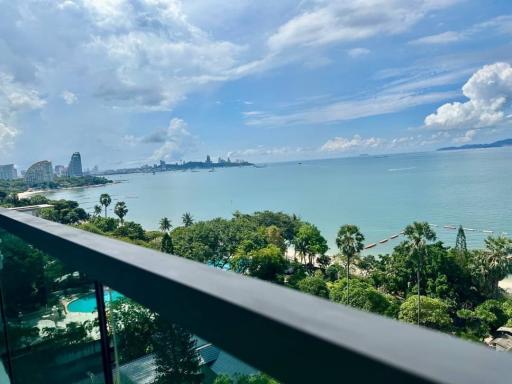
[0,207,510,384]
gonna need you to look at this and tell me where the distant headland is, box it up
[99,156,254,176]
[437,138,512,151]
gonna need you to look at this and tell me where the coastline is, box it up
[17,181,119,199]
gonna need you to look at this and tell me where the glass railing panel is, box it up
[0,228,106,384]
[104,292,278,384]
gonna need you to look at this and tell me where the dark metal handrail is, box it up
[0,208,510,384]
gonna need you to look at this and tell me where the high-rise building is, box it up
[0,164,17,180]
[54,165,67,177]
[68,152,83,177]
[25,161,53,186]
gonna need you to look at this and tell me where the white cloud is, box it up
[0,72,45,153]
[0,122,18,151]
[246,90,456,127]
[62,90,78,104]
[321,135,383,152]
[148,118,196,162]
[0,73,46,111]
[6,0,253,112]
[424,62,512,130]
[410,14,512,45]
[410,31,464,45]
[81,0,135,29]
[84,16,246,110]
[347,48,370,58]
[267,0,459,52]
[453,129,477,144]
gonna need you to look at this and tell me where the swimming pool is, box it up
[67,291,124,313]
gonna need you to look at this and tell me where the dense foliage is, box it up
[57,201,512,343]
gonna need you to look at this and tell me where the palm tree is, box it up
[159,217,172,233]
[114,201,128,225]
[182,212,194,227]
[99,194,112,218]
[403,222,436,326]
[483,236,512,296]
[336,225,365,305]
[93,205,102,217]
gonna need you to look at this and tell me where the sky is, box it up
[1,0,512,170]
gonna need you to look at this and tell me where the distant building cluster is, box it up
[0,151,94,186]
[0,164,17,180]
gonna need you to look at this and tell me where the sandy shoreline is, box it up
[499,275,512,294]
[17,182,119,199]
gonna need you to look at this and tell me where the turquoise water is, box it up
[46,148,512,254]
[67,291,124,313]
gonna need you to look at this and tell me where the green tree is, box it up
[93,204,102,217]
[399,295,452,331]
[99,193,112,218]
[182,213,194,227]
[0,231,48,315]
[455,225,467,256]
[336,224,365,305]
[292,223,328,267]
[457,299,510,341]
[251,211,302,244]
[161,233,174,254]
[172,219,241,268]
[152,316,203,384]
[113,221,146,241]
[39,199,88,224]
[265,225,286,252]
[114,201,128,225]
[159,217,172,232]
[232,245,288,282]
[481,236,512,296]
[109,298,156,362]
[297,272,329,298]
[403,222,436,325]
[329,278,394,316]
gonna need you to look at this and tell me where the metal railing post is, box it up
[94,281,114,384]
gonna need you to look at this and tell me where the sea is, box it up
[44,148,512,255]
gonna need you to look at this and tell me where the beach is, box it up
[17,181,119,199]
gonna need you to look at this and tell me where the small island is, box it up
[438,138,512,151]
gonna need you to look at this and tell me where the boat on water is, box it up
[379,239,388,244]
[463,228,476,231]
[365,243,377,249]
[390,234,399,239]
[429,223,438,227]
[443,225,456,229]
[482,230,493,233]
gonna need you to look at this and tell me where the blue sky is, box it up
[1,0,512,170]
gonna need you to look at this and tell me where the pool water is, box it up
[67,291,124,313]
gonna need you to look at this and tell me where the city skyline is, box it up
[1,1,512,169]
